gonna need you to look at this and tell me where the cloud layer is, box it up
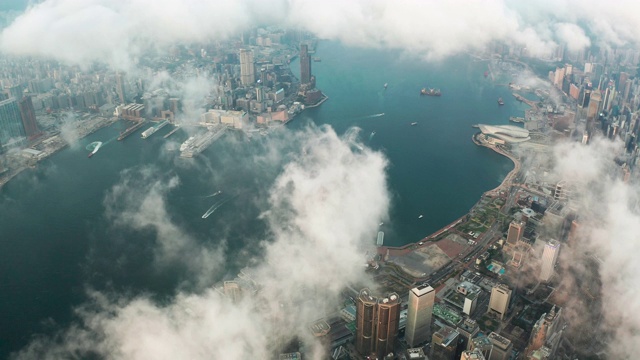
[4,0,640,70]
[14,125,389,359]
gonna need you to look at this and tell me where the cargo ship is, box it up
[498,97,505,106]
[421,88,441,96]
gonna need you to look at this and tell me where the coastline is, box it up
[0,116,118,190]
[379,133,519,255]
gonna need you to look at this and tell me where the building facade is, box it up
[539,240,560,282]
[239,49,255,86]
[356,288,401,359]
[0,98,26,151]
[488,284,511,320]
[300,43,311,85]
[405,284,435,347]
[506,220,525,245]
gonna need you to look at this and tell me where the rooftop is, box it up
[478,124,531,143]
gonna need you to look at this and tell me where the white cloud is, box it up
[15,125,389,359]
[4,0,640,69]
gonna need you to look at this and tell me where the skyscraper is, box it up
[506,221,525,245]
[488,284,511,320]
[539,239,560,282]
[239,49,255,86]
[405,284,435,347]
[0,98,26,151]
[376,293,401,359]
[116,72,127,104]
[355,288,401,358]
[587,90,602,120]
[18,96,40,140]
[300,43,311,85]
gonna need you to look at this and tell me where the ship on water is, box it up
[141,120,170,139]
[421,88,441,96]
[180,125,226,158]
[411,122,418,126]
[498,97,505,106]
[384,83,388,89]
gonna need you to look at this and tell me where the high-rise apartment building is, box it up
[539,240,560,282]
[239,49,255,86]
[457,318,480,351]
[300,43,311,85]
[405,284,435,347]
[355,288,401,359]
[488,284,511,320]
[506,221,525,245]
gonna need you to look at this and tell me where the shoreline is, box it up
[0,116,118,190]
[380,133,519,254]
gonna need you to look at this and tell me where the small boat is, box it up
[498,97,504,106]
[379,222,384,226]
[484,71,489,78]
[88,152,94,158]
[418,215,424,219]
[384,83,388,89]
[411,122,418,126]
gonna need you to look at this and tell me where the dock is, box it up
[117,120,146,141]
[163,126,180,139]
[512,93,537,107]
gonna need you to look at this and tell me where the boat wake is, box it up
[353,113,385,121]
[201,195,236,219]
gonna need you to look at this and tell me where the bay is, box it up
[0,41,525,357]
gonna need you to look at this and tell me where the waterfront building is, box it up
[115,72,126,104]
[487,332,512,360]
[239,49,255,86]
[0,98,26,152]
[18,96,40,140]
[476,124,530,143]
[430,325,460,360]
[355,288,401,359]
[487,284,511,320]
[539,240,560,282]
[405,284,435,347]
[506,220,525,245]
[300,43,312,85]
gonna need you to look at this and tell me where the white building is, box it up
[539,239,560,282]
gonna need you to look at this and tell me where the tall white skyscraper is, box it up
[239,49,255,86]
[405,284,435,347]
[539,239,560,282]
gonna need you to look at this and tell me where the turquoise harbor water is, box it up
[0,41,528,357]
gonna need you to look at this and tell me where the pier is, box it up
[512,93,537,107]
[163,126,180,139]
[117,120,146,141]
